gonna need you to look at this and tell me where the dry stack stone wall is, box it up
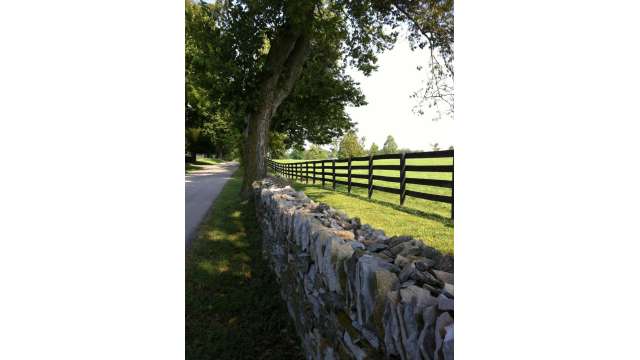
[253,178,454,360]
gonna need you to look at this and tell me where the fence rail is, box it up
[266,149,454,219]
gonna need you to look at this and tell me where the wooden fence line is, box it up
[265,149,454,219]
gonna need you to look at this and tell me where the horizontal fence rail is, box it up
[266,149,454,219]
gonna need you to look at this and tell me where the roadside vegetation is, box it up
[185,171,302,359]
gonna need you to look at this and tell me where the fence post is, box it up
[347,156,352,194]
[451,154,454,220]
[332,159,336,190]
[322,161,326,187]
[368,153,373,199]
[400,152,407,205]
[313,162,316,184]
[300,162,303,182]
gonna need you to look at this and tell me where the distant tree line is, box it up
[279,131,453,160]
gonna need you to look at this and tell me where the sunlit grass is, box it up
[274,156,453,219]
[194,156,225,165]
[185,156,226,172]
[289,181,453,255]
[271,156,454,255]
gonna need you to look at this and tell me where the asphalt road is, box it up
[185,161,239,247]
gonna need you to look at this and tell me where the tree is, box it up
[431,143,440,151]
[237,1,395,193]
[185,1,241,160]
[448,145,454,150]
[337,130,365,159]
[185,127,216,160]
[187,1,454,194]
[288,147,305,160]
[304,144,329,160]
[402,0,455,119]
[268,132,287,159]
[382,135,399,154]
[369,143,380,155]
[329,138,340,159]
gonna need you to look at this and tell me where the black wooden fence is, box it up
[266,149,454,219]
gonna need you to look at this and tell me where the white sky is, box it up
[343,35,453,151]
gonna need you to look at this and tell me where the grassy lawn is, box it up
[185,157,225,172]
[273,157,453,220]
[272,157,454,255]
[185,170,302,360]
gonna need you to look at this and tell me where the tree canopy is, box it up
[304,144,329,160]
[185,1,240,159]
[369,142,380,155]
[382,135,399,154]
[337,130,366,159]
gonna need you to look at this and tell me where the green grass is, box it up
[185,157,225,172]
[185,163,200,171]
[273,157,453,219]
[185,170,302,360]
[273,159,307,163]
[194,156,225,165]
[272,156,454,255]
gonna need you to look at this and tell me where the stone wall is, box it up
[253,178,454,360]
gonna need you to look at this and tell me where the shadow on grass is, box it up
[186,174,302,360]
[293,182,454,228]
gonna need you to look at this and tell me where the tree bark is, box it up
[240,23,311,195]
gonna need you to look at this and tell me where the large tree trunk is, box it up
[240,22,311,195]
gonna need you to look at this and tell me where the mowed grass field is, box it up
[272,156,454,254]
[274,156,453,219]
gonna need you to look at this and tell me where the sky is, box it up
[343,34,453,151]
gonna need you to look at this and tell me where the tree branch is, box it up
[392,1,454,77]
[273,32,311,111]
[259,25,302,91]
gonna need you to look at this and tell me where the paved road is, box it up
[185,161,239,247]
